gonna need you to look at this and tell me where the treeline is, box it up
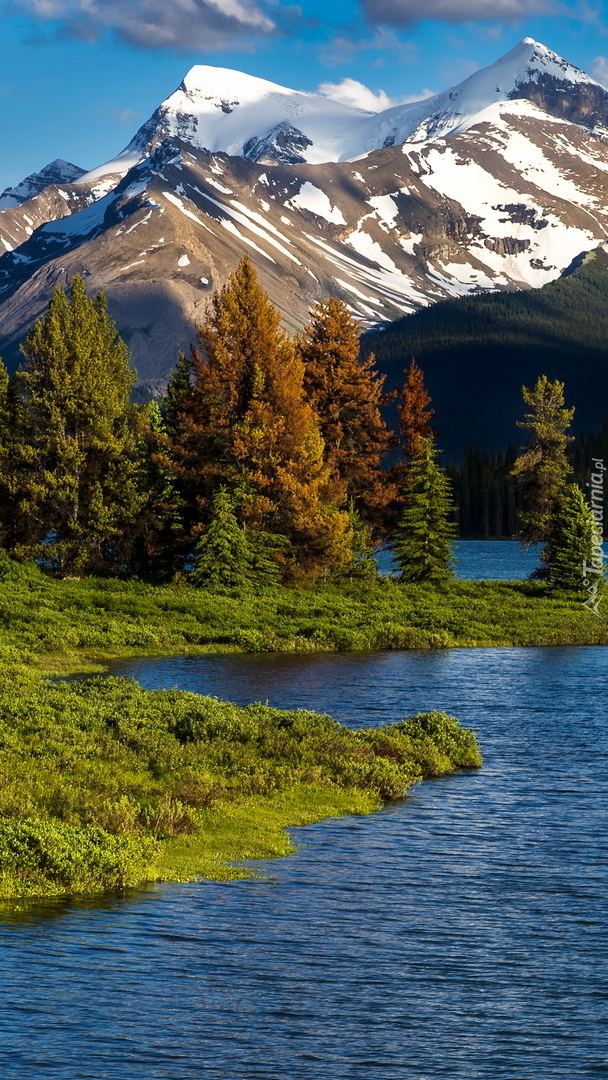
[364,248,608,370]
[1,258,601,587]
[0,260,445,584]
[445,425,608,539]
[446,446,522,539]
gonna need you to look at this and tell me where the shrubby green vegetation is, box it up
[0,553,605,674]
[0,663,481,898]
[1,260,605,902]
[2,547,603,900]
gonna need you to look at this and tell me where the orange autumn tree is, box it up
[170,258,351,578]
[298,296,396,531]
[398,358,436,464]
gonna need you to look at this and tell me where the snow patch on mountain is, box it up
[289,183,346,224]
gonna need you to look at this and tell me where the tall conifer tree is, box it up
[511,375,574,548]
[546,483,604,591]
[393,437,456,583]
[298,296,396,526]
[161,351,193,443]
[17,276,145,575]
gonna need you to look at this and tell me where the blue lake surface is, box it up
[1,639,607,1079]
[378,539,543,580]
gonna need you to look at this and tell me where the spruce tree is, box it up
[298,296,396,526]
[393,438,456,584]
[546,484,604,594]
[191,487,285,590]
[130,401,184,578]
[511,375,574,547]
[17,276,145,575]
[161,351,193,443]
[191,488,251,590]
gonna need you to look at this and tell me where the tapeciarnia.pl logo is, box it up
[582,458,606,617]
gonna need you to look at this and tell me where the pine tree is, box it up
[298,296,396,526]
[546,484,604,595]
[17,276,146,575]
[393,438,456,584]
[398,358,436,461]
[191,488,252,590]
[0,361,36,555]
[172,259,351,577]
[511,375,574,547]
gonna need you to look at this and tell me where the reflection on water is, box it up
[1,645,607,1078]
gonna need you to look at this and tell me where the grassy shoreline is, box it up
[1,558,606,679]
[0,669,481,899]
[0,559,604,901]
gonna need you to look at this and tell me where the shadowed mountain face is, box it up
[2,38,608,393]
[363,248,608,458]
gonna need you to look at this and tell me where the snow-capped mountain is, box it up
[2,38,608,390]
[0,160,86,211]
[84,38,608,176]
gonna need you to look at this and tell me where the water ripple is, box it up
[1,645,607,1078]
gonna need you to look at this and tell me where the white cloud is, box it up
[591,55,608,87]
[359,0,560,25]
[318,77,433,111]
[6,0,288,50]
[320,26,418,67]
[114,107,142,124]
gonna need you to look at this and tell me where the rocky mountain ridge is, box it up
[2,38,608,391]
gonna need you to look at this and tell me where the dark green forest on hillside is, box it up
[364,247,608,460]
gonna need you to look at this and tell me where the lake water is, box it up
[1,544,608,1075]
[1,641,607,1079]
[378,539,543,580]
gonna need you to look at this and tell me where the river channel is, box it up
[1,638,607,1079]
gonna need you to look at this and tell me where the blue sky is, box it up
[1,0,608,193]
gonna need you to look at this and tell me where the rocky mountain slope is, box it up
[2,38,608,391]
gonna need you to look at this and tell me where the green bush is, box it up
[0,818,156,897]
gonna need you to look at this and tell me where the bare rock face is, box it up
[510,73,608,132]
[2,39,608,391]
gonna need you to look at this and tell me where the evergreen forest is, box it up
[363,246,608,461]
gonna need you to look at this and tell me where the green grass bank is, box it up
[1,555,603,900]
[0,556,605,677]
[0,670,481,899]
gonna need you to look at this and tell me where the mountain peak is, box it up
[499,36,596,87]
[3,39,608,392]
[178,64,297,103]
[0,158,86,211]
